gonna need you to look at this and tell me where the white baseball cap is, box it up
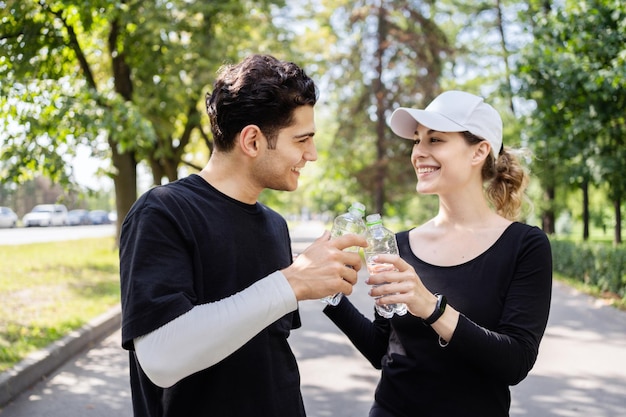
[388,90,503,155]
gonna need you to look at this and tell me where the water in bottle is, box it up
[364,213,407,318]
[321,202,366,306]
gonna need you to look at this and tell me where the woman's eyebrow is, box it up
[414,129,440,136]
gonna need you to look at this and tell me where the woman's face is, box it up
[410,124,483,196]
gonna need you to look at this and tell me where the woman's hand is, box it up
[365,253,437,319]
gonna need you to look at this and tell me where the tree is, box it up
[1,0,285,242]
[308,0,451,216]
[516,0,626,243]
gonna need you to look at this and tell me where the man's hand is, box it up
[282,231,368,301]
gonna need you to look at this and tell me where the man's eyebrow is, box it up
[293,131,315,139]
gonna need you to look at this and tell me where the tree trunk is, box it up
[615,199,622,245]
[148,100,201,186]
[495,0,515,114]
[110,139,137,246]
[542,186,555,234]
[372,4,387,215]
[109,17,137,244]
[582,180,589,240]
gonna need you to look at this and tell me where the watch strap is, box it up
[422,293,447,326]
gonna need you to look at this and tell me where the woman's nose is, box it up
[411,141,426,159]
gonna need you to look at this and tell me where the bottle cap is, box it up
[366,213,382,226]
[349,202,366,216]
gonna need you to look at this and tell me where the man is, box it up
[119,54,367,416]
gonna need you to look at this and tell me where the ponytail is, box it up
[461,131,530,221]
[483,147,530,221]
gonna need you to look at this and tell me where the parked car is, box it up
[22,204,68,227]
[0,206,18,228]
[88,209,111,225]
[68,209,91,226]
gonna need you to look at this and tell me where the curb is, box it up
[0,304,122,407]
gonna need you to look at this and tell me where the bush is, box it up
[551,239,626,297]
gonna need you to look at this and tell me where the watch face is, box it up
[438,295,447,313]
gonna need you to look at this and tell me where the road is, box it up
[0,224,116,246]
[1,221,625,416]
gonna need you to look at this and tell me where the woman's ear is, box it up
[471,141,491,165]
[239,125,262,156]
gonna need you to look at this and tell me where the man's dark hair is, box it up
[205,54,318,151]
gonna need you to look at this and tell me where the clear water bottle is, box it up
[364,213,407,318]
[321,202,366,306]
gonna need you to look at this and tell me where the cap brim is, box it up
[388,108,467,139]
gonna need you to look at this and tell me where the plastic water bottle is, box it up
[321,202,366,306]
[364,213,407,318]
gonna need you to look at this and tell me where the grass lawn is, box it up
[0,237,120,373]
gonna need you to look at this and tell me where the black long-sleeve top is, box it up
[324,222,552,417]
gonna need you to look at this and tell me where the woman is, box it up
[324,90,552,417]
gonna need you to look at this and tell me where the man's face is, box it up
[254,105,317,192]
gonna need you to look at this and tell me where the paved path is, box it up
[509,280,626,416]
[0,224,115,246]
[1,221,625,416]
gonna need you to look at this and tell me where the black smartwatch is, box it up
[422,293,447,326]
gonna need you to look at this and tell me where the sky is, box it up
[72,145,113,191]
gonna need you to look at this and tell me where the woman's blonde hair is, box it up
[462,132,530,221]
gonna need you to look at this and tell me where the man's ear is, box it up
[471,141,491,165]
[239,125,262,157]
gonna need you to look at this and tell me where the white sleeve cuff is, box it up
[134,271,297,387]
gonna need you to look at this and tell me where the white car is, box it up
[0,206,18,228]
[22,204,69,227]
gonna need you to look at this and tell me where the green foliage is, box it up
[2,0,625,242]
[303,0,454,216]
[515,0,626,241]
[0,0,289,188]
[551,238,626,298]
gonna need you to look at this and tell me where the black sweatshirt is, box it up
[120,175,304,417]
